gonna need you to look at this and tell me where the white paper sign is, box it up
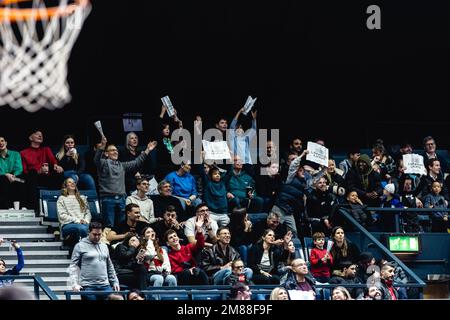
[202,140,232,160]
[403,154,427,175]
[306,142,329,167]
[288,290,315,300]
[94,121,104,137]
[242,96,257,115]
[148,177,159,195]
[326,240,334,254]
[161,96,175,117]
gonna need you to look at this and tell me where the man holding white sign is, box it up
[403,154,427,176]
[228,106,257,165]
[306,142,329,168]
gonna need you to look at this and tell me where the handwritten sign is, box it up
[403,154,427,175]
[306,142,329,167]
[202,140,232,160]
[242,96,257,115]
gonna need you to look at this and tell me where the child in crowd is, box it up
[309,232,333,283]
[379,183,403,231]
[423,181,449,232]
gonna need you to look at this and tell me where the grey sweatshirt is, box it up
[69,237,119,288]
[95,149,147,196]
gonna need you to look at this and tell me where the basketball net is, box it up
[0,0,91,112]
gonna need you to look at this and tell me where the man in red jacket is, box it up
[20,130,64,213]
[165,215,209,285]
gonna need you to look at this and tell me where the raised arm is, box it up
[230,107,245,129]
[286,150,308,184]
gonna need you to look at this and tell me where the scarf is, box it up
[163,137,174,154]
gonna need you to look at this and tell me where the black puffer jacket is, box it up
[274,176,307,216]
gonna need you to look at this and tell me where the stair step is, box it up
[15,277,70,287]
[1,250,69,259]
[22,268,70,277]
[0,225,48,234]
[3,259,71,268]
[0,234,54,241]
[0,218,42,225]
[0,242,63,251]
[0,210,36,219]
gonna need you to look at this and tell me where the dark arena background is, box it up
[0,0,449,150]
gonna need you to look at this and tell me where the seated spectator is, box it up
[419,159,448,200]
[380,258,410,299]
[332,286,353,300]
[57,178,91,245]
[120,132,156,195]
[247,229,291,284]
[255,162,282,212]
[251,212,288,245]
[95,135,157,228]
[21,129,64,213]
[269,287,290,300]
[309,232,333,283]
[140,226,177,287]
[226,155,264,213]
[199,164,230,227]
[127,289,146,300]
[126,178,159,224]
[152,205,187,246]
[184,203,218,246]
[305,176,337,234]
[281,258,316,300]
[200,227,252,285]
[325,159,346,195]
[278,240,305,278]
[363,285,383,300]
[335,191,371,228]
[421,136,447,175]
[106,294,124,300]
[55,134,96,190]
[106,203,150,246]
[0,136,23,209]
[345,154,383,207]
[371,139,396,182]
[423,181,449,232]
[330,226,360,271]
[224,259,253,286]
[229,208,254,264]
[329,261,363,299]
[379,262,398,300]
[379,183,403,231]
[397,175,423,233]
[228,282,252,301]
[150,180,185,220]
[165,219,209,285]
[112,234,147,290]
[0,239,24,288]
[338,149,360,179]
[165,161,202,211]
[356,251,376,284]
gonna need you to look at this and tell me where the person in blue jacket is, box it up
[0,239,24,288]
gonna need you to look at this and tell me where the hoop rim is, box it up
[0,0,89,22]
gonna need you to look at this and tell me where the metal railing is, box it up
[0,275,58,300]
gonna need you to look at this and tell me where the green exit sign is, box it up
[388,235,420,253]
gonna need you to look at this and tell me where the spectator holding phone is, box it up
[184,203,218,246]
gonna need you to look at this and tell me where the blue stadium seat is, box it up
[159,293,190,300]
[40,189,62,222]
[191,293,224,300]
[247,213,268,224]
[79,190,100,216]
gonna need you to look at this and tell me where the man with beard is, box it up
[152,205,187,246]
[345,154,383,207]
[379,263,398,300]
[106,203,150,245]
[305,176,337,235]
[364,285,383,300]
[329,261,364,299]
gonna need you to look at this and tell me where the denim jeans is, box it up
[238,244,252,265]
[100,195,126,228]
[209,212,230,227]
[148,274,177,287]
[214,267,253,285]
[178,197,202,211]
[64,171,96,191]
[61,223,89,240]
[80,285,112,300]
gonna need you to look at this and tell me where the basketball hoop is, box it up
[0,0,91,112]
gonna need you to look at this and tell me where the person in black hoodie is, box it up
[247,229,291,284]
[255,162,282,212]
[329,261,364,299]
[305,175,337,235]
[345,154,383,207]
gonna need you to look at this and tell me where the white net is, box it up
[0,0,91,112]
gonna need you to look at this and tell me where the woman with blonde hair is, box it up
[56,134,96,190]
[56,178,91,243]
[332,286,353,300]
[141,226,177,287]
[270,287,290,300]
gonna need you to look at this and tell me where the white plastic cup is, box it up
[13,201,20,210]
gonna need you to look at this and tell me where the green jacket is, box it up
[227,170,256,198]
[0,150,23,176]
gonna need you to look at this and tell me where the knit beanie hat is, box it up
[384,183,395,194]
